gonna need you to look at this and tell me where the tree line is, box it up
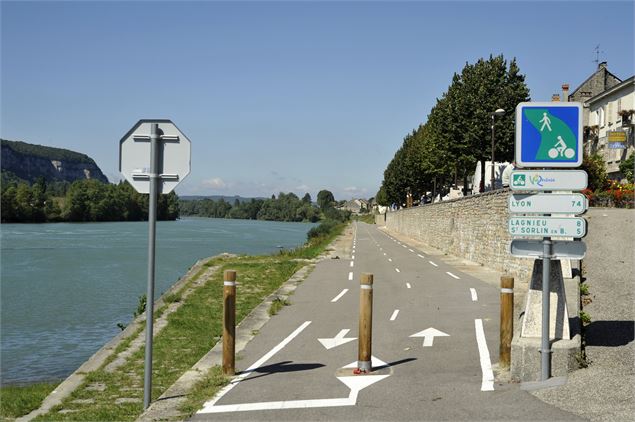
[377,55,530,206]
[1,178,179,223]
[180,189,351,223]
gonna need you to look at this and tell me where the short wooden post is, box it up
[500,275,514,368]
[223,270,237,376]
[356,273,373,374]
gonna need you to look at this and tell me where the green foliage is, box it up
[581,153,608,191]
[580,310,592,325]
[133,294,146,318]
[268,296,291,316]
[619,152,634,183]
[1,179,179,223]
[317,190,335,210]
[180,192,320,223]
[579,283,589,296]
[0,382,59,419]
[380,55,530,205]
[1,139,93,163]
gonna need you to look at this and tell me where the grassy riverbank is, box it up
[1,220,345,421]
[0,382,59,420]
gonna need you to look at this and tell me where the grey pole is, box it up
[541,237,552,381]
[143,123,161,409]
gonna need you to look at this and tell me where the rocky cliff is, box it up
[1,139,108,184]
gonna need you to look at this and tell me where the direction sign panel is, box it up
[510,239,586,259]
[508,216,586,238]
[509,193,588,214]
[119,119,191,194]
[515,102,583,168]
[510,170,587,191]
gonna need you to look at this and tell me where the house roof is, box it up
[584,76,635,106]
[569,65,622,99]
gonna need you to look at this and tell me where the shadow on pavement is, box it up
[585,320,634,347]
[238,361,325,382]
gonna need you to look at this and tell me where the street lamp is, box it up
[491,108,505,191]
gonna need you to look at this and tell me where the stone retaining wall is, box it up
[382,189,535,282]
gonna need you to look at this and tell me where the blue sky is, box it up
[2,0,633,200]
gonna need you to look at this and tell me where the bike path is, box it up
[192,222,582,421]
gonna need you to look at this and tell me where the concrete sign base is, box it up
[520,260,570,339]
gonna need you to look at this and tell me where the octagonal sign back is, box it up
[119,119,191,194]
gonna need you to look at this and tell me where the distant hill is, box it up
[180,195,266,203]
[1,139,108,184]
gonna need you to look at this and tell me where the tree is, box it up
[302,193,312,204]
[581,153,608,191]
[619,152,634,183]
[317,190,335,210]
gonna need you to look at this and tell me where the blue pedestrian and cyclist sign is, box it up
[515,102,583,168]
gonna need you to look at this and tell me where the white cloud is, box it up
[202,177,227,190]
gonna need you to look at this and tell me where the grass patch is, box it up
[177,366,229,416]
[0,382,59,420]
[34,222,346,421]
[353,214,375,224]
[268,296,291,316]
[580,310,592,325]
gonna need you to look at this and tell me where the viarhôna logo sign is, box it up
[510,170,588,192]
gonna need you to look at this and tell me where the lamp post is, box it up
[490,108,505,191]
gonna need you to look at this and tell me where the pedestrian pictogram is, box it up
[515,102,582,167]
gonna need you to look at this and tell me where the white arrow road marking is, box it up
[390,310,400,321]
[470,288,478,301]
[446,271,460,279]
[348,271,353,281]
[318,329,357,350]
[199,355,391,414]
[331,289,349,302]
[475,319,495,391]
[410,328,450,347]
[429,261,438,267]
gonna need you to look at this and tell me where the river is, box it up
[0,218,316,385]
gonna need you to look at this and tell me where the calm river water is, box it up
[0,218,315,385]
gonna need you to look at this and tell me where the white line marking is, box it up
[429,261,438,267]
[475,319,495,392]
[408,249,414,253]
[402,245,407,248]
[395,268,400,273]
[390,309,400,321]
[388,258,392,262]
[406,282,412,289]
[350,261,354,267]
[446,272,460,280]
[331,289,349,302]
[383,252,387,256]
[417,254,425,258]
[351,255,355,260]
[348,272,353,281]
[470,288,478,302]
[200,321,312,411]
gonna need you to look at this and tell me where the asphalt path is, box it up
[192,222,582,421]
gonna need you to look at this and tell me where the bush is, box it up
[307,220,339,240]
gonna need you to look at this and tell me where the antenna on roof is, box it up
[592,44,605,66]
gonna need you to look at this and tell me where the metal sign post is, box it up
[119,119,191,409]
[512,102,586,388]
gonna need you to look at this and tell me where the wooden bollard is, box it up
[356,273,373,374]
[500,275,514,368]
[223,270,237,376]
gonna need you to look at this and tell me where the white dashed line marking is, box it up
[331,289,349,303]
[352,255,355,260]
[348,272,353,281]
[429,261,438,267]
[406,283,412,289]
[470,288,478,301]
[446,272,460,280]
[395,268,400,273]
[383,252,387,256]
[417,254,425,258]
[408,249,414,253]
[350,261,354,268]
[390,310,400,321]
